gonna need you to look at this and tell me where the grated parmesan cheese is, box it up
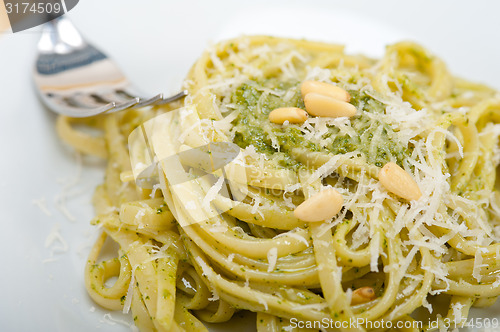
[369,233,380,272]
[473,249,488,283]
[54,151,83,222]
[101,313,138,332]
[202,175,225,211]
[290,302,328,312]
[273,230,309,247]
[254,293,269,311]
[32,197,52,216]
[195,257,219,301]
[44,223,69,259]
[267,247,278,273]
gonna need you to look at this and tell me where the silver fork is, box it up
[33,16,187,117]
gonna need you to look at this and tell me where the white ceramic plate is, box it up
[1,1,499,331]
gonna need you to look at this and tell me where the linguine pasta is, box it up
[57,36,500,331]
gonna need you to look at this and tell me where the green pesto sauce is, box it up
[230,80,408,169]
[338,90,409,167]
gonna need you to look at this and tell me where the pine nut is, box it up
[301,80,351,102]
[269,107,308,124]
[304,93,357,118]
[293,188,343,222]
[350,287,376,305]
[378,162,422,201]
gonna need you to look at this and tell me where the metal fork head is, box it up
[33,16,186,117]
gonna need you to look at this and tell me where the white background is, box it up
[1,0,500,331]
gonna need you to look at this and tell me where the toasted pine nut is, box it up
[301,80,351,102]
[350,287,376,305]
[378,162,422,201]
[293,188,343,222]
[269,107,308,124]
[304,93,357,118]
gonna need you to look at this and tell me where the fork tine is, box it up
[110,97,141,112]
[95,102,116,113]
[131,90,188,109]
[58,102,116,118]
[80,102,117,117]
[135,93,163,108]
[155,90,189,105]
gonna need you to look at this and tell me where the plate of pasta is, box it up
[2,1,500,332]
